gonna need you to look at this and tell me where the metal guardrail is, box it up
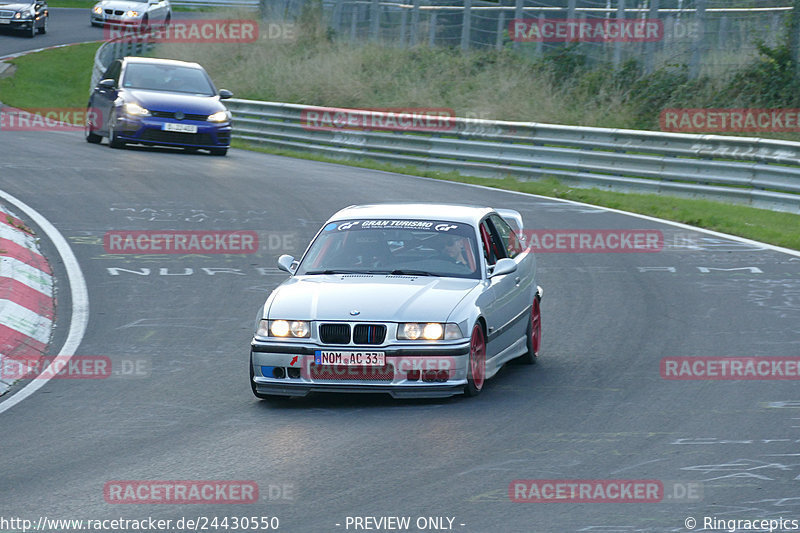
[225,99,800,213]
[87,41,800,214]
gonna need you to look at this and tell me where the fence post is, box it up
[496,2,505,50]
[350,2,358,41]
[461,0,472,51]
[429,10,437,47]
[613,0,625,67]
[718,15,728,51]
[791,0,800,76]
[689,0,706,79]
[331,0,343,34]
[645,0,659,73]
[400,8,407,47]
[567,0,576,20]
[513,0,523,50]
[410,0,420,46]
[536,12,544,57]
[370,0,379,41]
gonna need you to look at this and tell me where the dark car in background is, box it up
[0,0,47,37]
[85,57,233,156]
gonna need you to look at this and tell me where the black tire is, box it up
[163,12,170,26]
[464,323,486,397]
[85,112,102,144]
[139,15,149,33]
[517,296,542,365]
[38,15,47,34]
[209,147,228,156]
[108,120,125,149]
[25,21,36,38]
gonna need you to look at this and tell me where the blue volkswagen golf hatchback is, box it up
[85,56,233,156]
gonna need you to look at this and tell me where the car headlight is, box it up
[125,10,139,17]
[13,12,21,18]
[258,319,311,338]
[207,110,231,123]
[123,102,149,117]
[398,323,462,340]
[93,6,102,14]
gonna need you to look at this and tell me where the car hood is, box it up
[94,0,148,10]
[267,275,480,323]
[124,89,223,115]
[0,2,34,10]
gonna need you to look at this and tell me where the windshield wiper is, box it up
[303,269,368,275]
[389,269,436,276]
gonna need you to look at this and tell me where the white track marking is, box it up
[0,190,89,414]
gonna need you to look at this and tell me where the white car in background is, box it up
[91,0,170,29]
[250,203,543,400]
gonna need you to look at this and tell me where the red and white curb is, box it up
[0,203,54,395]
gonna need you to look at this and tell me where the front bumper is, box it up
[251,340,471,399]
[0,17,36,30]
[90,13,143,26]
[115,116,231,149]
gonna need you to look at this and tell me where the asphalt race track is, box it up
[0,8,104,57]
[1,126,799,533]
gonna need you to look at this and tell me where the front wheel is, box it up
[209,147,228,156]
[108,120,125,149]
[38,15,47,34]
[464,323,486,397]
[85,116,102,144]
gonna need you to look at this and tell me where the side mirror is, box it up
[218,89,233,100]
[98,78,116,90]
[277,254,297,274]
[488,257,517,278]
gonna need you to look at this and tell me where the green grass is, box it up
[0,42,100,114]
[45,0,94,7]
[2,42,798,252]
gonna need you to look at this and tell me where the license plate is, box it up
[162,122,197,133]
[314,351,385,366]
[0,19,10,24]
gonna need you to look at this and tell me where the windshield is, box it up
[296,219,481,279]
[121,63,215,95]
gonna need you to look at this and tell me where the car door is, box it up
[476,216,526,366]
[34,0,46,27]
[90,60,123,134]
[488,213,532,350]
[149,0,166,23]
